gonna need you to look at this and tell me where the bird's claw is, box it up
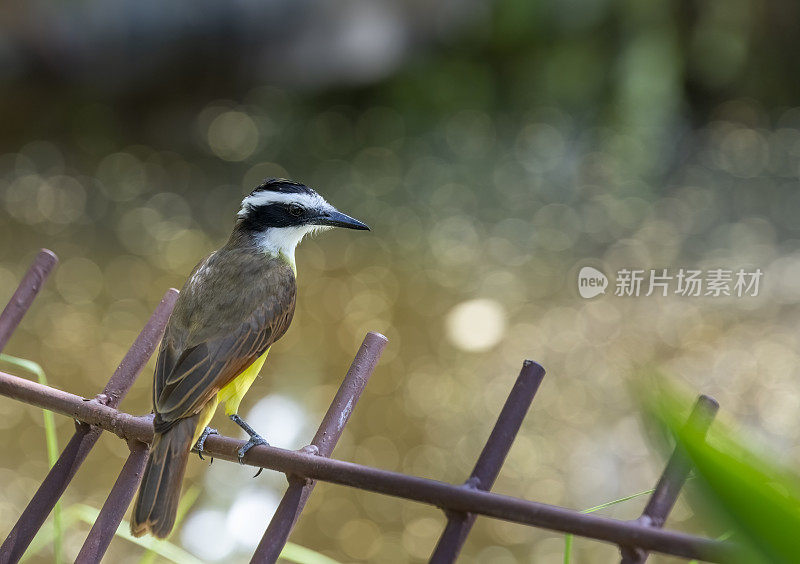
[237,434,268,464]
[194,427,218,461]
[229,413,269,472]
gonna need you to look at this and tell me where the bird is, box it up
[130,178,369,538]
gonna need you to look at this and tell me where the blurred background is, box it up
[1,0,799,562]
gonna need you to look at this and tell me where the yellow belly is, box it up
[191,348,270,445]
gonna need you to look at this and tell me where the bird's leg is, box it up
[194,427,218,461]
[229,414,269,463]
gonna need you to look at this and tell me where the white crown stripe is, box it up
[238,191,326,217]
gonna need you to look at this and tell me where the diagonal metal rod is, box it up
[619,395,719,564]
[74,440,149,563]
[430,360,545,563]
[252,331,388,563]
[0,249,57,353]
[0,289,178,564]
[0,370,735,562]
[0,422,99,564]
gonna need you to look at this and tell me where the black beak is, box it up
[314,208,370,230]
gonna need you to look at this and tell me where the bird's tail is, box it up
[130,415,199,538]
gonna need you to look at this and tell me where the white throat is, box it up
[253,225,330,270]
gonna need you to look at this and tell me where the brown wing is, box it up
[152,251,296,432]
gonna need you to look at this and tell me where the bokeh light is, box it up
[181,509,237,561]
[1,1,799,562]
[207,111,260,162]
[226,489,281,549]
[445,299,507,352]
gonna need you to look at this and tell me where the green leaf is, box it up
[651,388,800,564]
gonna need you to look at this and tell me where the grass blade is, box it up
[1,353,62,564]
[278,543,342,564]
[562,487,656,563]
[73,504,204,564]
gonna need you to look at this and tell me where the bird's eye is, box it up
[288,204,304,217]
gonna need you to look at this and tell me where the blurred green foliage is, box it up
[1,0,799,561]
[653,389,800,564]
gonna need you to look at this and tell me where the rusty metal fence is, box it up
[0,250,733,563]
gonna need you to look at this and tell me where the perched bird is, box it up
[131,178,369,538]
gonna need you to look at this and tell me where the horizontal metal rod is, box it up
[0,371,734,562]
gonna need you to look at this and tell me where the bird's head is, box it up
[235,178,369,265]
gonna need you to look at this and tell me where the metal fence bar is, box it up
[0,370,734,562]
[0,423,99,564]
[0,248,737,563]
[0,249,58,353]
[619,395,719,564]
[429,360,545,563]
[0,289,178,563]
[252,331,388,563]
[74,440,149,563]
[0,249,63,564]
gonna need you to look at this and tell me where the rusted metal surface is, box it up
[0,252,731,564]
[619,395,719,564]
[0,371,155,441]
[0,369,733,562]
[429,360,545,563]
[0,249,57,353]
[252,331,388,563]
[0,289,177,563]
[75,440,149,563]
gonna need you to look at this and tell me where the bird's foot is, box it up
[237,434,268,462]
[194,427,218,461]
[229,414,269,464]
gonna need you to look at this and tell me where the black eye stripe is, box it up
[240,202,309,231]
